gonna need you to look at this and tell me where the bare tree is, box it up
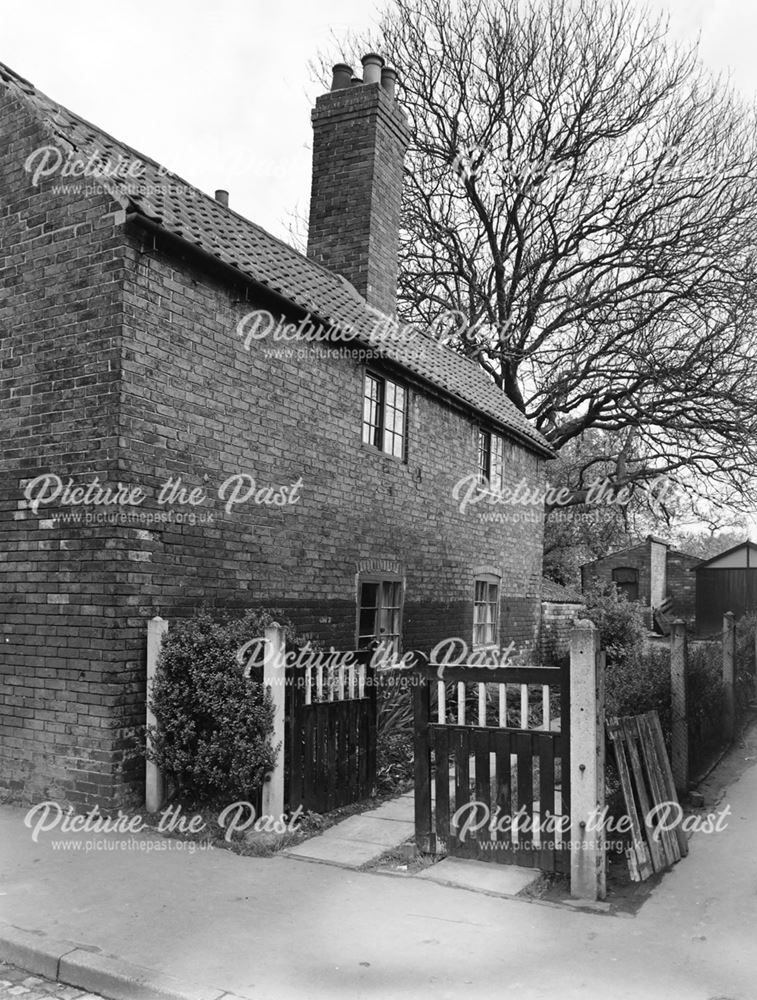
[540,428,750,584]
[338,0,757,510]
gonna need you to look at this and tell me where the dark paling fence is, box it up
[695,568,757,633]
[285,648,377,813]
[414,660,571,874]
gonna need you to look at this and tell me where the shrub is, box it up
[605,643,671,736]
[147,608,302,806]
[604,643,671,815]
[583,581,646,664]
[686,641,725,744]
[603,638,725,806]
[376,673,415,793]
[735,613,757,713]
[736,612,757,670]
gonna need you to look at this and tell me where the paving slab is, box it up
[284,794,415,868]
[316,814,415,846]
[364,796,414,821]
[415,857,540,897]
[282,836,384,867]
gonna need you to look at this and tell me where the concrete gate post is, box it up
[262,623,286,819]
[146,616,168,813]
[569,620,606,901]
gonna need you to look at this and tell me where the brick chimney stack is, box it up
[307,54,410,317]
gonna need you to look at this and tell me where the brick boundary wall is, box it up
[540,601,586,663]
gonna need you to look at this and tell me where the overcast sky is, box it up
[3,0,757,241]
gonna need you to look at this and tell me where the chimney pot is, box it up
[351,76,363,86]
[215,189,229,207]
[361,53,385,85]
[331,63,353,91]
[381,66,398,99]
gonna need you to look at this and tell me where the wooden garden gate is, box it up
[413,660,571,873]
[285,648,377,813]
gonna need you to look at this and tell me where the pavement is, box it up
[2,725,757,1000]
[282,792,540,896]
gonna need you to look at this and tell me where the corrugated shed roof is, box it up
[0,60,553,457]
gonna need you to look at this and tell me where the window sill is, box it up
[360,441,407,464]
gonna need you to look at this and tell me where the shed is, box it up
[580,535,700,628]
[694,540,757,633]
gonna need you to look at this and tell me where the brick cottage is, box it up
[0,55,553,807]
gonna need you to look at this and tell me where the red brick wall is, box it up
[116,221,546,661]
[0,86,131,807]
[307,83,409,315]
[581,543,651,604]
[666,550,700,623]
[540,601,586,662]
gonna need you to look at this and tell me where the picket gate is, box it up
[413,660,571,873]
[285,648,377,813]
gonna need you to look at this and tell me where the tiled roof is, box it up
[0,61,553,457]
[541,578,585,604]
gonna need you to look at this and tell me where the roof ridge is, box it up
[0,59,203,202]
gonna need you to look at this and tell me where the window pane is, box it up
[362,375,382,448]
[382,379,406,459]
[473,577,499,646]
[359,607,377,637]
[362,394,376,444]
[358,578,403,653]
[387,432,404,459]
[364,375,406,459]
[478,431,491,485]
[490,434,505,491]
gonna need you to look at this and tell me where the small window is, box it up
[358,579,403,654]
[612,567,639,602]
[478,429,505,490]
[473,577,500,647]
[362,373,407,459]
